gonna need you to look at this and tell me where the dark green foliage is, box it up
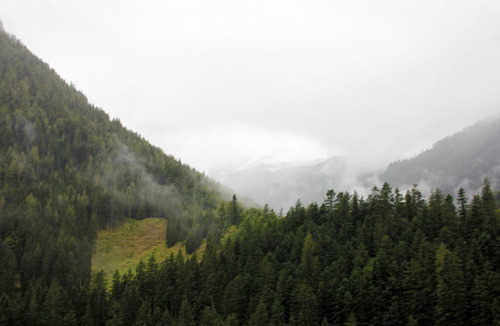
[11,181,500,324]
[185,224,203,254]
[54,181,496,325]
[269,297,286,326]
[291,282,319,326]
[0,240,17,294]
[1,26,500,325]
[248,300,269,326]
[0,28,225,324]
[229,195,242,226]
[435,243,468,325]
[199,306,222,326]
[223,273,251,321]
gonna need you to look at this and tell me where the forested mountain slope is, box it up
[24,182,498,325]
[1,25,500,326]
[0,27,225,305]
[380,118,500,194]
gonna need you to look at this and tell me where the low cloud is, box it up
[155,124,337,175]
[94,138,180,218]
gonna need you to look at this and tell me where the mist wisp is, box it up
[94,138,181,219]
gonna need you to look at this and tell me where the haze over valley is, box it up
[3,0,500,198]
[215,118,500,210]
[1,2,500,324]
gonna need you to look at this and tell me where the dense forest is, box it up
[0,24,226,323]
[1,23,500,325]
[3,181,499,325]
[90,184,499,326]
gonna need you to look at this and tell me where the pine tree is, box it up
[156,308,173,326]
[344,313,357,326]
[178,296,196,326]
[133,299,153,326]
[435,243,468,325]
[291,282,319,326]
[299,233,320,289]
[223,313,239,326]
[248,300,269,326]
[223,274,250,321]
[199,306,222,326]
[43,279,67,326]
[457,188,468,221]
[269,297,286,326]
[89,271,110,325]
[230,195,242,225]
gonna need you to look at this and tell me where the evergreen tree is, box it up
[230,195,242,225]
[156,308,173,326]
[223,273,250,321]
[299,233,320,288]
[291,282,319,326]
[199,306,222,326]
[133,299,153,326]
[269,297,286,326]
[248,300,269,326]
[435,243,468,325]
[178,296,196,326]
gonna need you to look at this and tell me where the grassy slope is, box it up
[92,218,205,278]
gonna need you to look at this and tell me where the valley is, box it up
[0,14,499,325]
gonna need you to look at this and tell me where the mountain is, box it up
[215,117,500,212]
[1,23,500,326]
[214,156,350,210]
[0,25,226,297]
[380,118,500,195]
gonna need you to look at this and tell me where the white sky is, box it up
[2,0,500,175]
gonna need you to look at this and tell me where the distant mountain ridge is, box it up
[222,117,500,210]
[380,118,500,195]
[215,156,348,210]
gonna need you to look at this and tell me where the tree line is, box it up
[1,22,499,326]
[3,182,498,325]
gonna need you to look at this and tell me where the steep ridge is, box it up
[380,118,500,195]
[0,27,225,293]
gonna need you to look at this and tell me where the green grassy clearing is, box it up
[92,217,189,278]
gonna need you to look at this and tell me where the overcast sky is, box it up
[2,0,500,175]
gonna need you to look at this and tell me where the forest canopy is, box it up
[1,22,499,326]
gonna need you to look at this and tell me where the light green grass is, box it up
[92,217,183,277]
